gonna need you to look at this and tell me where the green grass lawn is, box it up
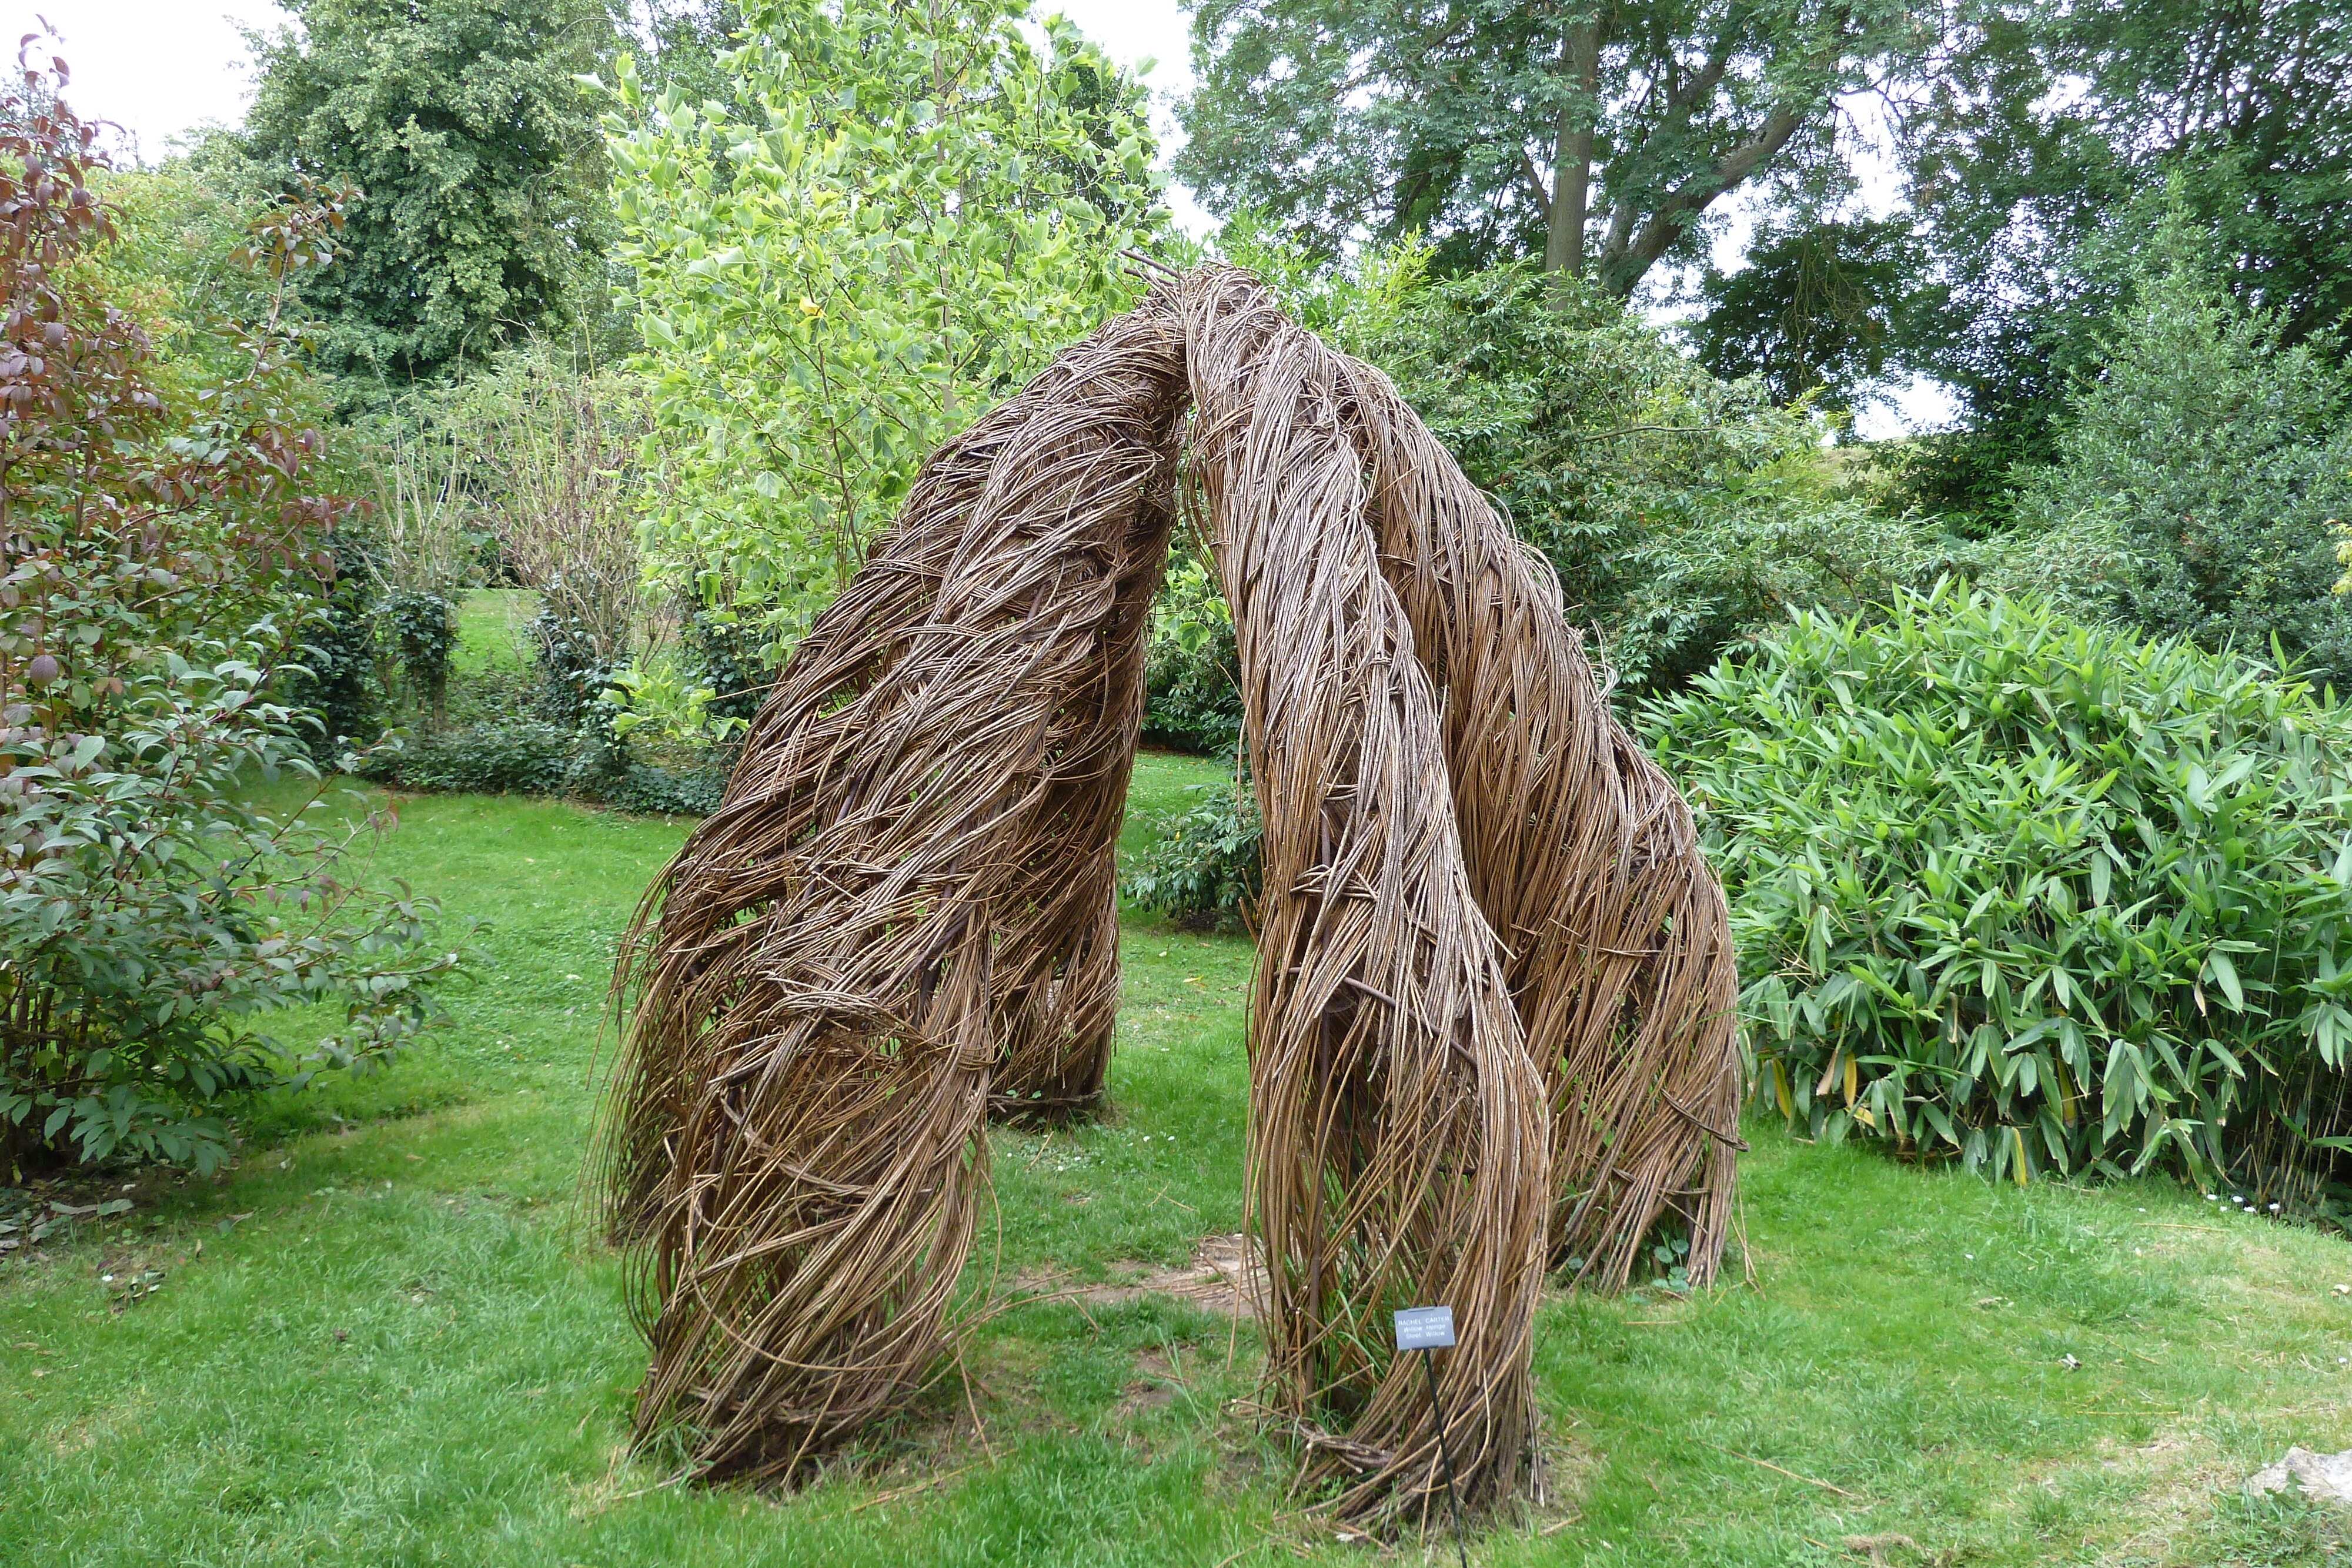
[450,589,539,680]
[4,750,2351,1566]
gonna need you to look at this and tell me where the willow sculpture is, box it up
[599,266,1742,1519]
[1331,360,1743,1289]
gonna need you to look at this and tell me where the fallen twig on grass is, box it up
[848,1463,974,1514]
[1707,1444,1860,1499]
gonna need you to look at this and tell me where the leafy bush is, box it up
[0,69,463,1175]
[287,520,385,755]
[1141,553,1242,755]
[356,715,732,815]
[676,600,767,732]
[1121,779,1261,930]
[596,755,730,817]
[529,607,619,731]
[384,590,460,721]
[1643,584,2352,1210]
[358,721,573,795]
[606,0,1162,654]
[366,426,475,729]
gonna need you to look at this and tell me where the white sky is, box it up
[19,0,1954,434]
[2,1,291,162]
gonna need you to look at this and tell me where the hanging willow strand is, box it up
[1328,352,1744,1289]
[1177,265,1551,1521]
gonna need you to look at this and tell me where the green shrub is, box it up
[610,0,1161,656]
[1141,554,1243,755]
[1121,780,1261,930]
[0,91,463,1175]
[1643,584,2352,1210]
[358,722,574,795]
[366,426,475,730]
[288,522,386,757]
[529,609,619,731]
[356,718,733,815]
[595,758,730,817]
[2004,215,2352,683]
[677,601,768,732]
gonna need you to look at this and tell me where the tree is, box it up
[1689,214,1936,413]
[1174,0,1922,295]
[1863,0,2352,519]
[0,54,463,1175]
[233,0,620,383]
[2002,220,2352,684]
[606,0,1163,660]
[1905,0,2352,350]
[636,0,745,106]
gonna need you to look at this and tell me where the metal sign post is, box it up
[1394,1305,1468,1568]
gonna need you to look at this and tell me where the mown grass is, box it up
[450,589,539,680]
[4,755,2351,1564]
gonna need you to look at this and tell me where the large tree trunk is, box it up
[1544,16,1604,284]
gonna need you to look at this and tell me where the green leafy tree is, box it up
[232,0,620,383]
[1907,0,2352,352]
[1690,214,1937,413]
[1865,0,2352,520]
[636,0,745,105]
[2001,222,2352,685]
[1175,0,1923,293]
[605,0,1164,658]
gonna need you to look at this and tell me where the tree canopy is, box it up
[1689,214,1933,410]
[1850,0,2352,511]
[1905,0,2352,353]
[607,0,1164,655]
[1174,0,1922,295]
[2002,219,2352,683]
[234,0,620,383]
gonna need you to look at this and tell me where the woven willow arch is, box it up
[598,268,1740,1522]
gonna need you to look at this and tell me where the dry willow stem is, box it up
[598,298,1187,1478]
[1329,358,1744,1289]
[602,263,1740,1516]
[1178,265,1550,1521]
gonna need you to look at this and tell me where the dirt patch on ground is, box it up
[1115,1348,1182,1421]
[1014,1232,1268,1318]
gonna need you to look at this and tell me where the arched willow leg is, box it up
[600,298,1188,1477]
[1178,266,1551,1523]
[1331,362,1745,1290]
[987,446,1179,1118]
